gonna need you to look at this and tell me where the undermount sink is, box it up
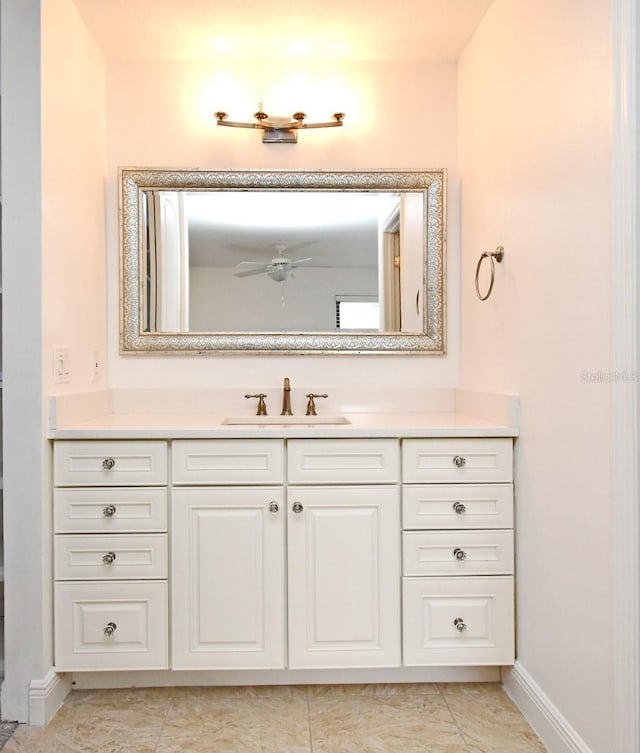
[222,415,351,426]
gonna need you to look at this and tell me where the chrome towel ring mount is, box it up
[475,246,505,301]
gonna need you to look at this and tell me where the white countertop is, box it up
[48,411,518,439]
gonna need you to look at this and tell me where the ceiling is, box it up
[186,191,394,268]
[72,0,493,62]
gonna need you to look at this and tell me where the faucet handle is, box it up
[245,393,268,416]
[305,393,328,416]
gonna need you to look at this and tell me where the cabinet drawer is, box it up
[54,488,167,533]
[54,580,168,671]
[54,441,167,487]
[402,484,513,530]
[402,439,512,483]
[402,576,514,666]
[55,534,167,580]
[288,439,400,484]
[172,439,284,485]
[403,530,513,576]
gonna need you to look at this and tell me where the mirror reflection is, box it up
[120,168,445,355]
[142,190,425,334]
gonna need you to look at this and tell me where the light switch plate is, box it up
[53,346,71,384]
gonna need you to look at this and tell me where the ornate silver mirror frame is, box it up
[120,167,446,355]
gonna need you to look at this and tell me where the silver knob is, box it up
[103,505,117,518]
[453,547,467,560]
[269,501,279,513]
[102,457,116,470]
[103,621,117,637]
[453,617,467,633]
[453,502,466,515]
[452,455,466,468]
[102,552,117,565]
[292,502,303,514]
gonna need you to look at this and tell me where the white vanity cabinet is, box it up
[171,439,285,670]
[52,441,169,671]
[287,439,401,668]
[401,438,515,665]
[50,430,516,678]
[170,438,401,670]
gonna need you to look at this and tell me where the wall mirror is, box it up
[120,168,446,354]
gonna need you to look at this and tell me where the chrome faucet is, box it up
[281,377,293,415]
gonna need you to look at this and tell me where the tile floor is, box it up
[1,682,547,753]
[0,721,17,750]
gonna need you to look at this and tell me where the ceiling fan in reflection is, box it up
[233,243,314,282]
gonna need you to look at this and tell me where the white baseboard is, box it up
[70,665,500,690]
[502,663,594,753]
[29,670,71,726]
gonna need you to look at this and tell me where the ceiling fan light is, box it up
[268,269,290,282]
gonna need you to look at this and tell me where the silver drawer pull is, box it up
[102,457,116,471]
[103,505,117,518]
[102,552,117,565]
[103,621,117,638]
[453,617,467,633]
[269,501,279,513]
[292,502,304,514]
[452,455,466,468]
[453,547,467,561]
[452,502,466,515]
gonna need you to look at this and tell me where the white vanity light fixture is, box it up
[214,109,345,143]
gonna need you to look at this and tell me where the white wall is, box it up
[189,266,377,332]
[105,59,459,391]
[0,0,107,722]
[42,0,107,395]
[458,2,613,751]
[1,0,47,724]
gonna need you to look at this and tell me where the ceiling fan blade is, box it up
[290,257,313,267]
[228,243,272,255]
[283,240,317,253]
[234,263,269,278]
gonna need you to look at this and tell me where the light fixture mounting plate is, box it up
[262,128,298,144]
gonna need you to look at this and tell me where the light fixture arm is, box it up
[214,111,345,143]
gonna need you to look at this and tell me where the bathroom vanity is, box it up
[43,166,518,688]
[50,408,516,685]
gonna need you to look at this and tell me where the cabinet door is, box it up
[171,487,285,669]
[287,485,401,669]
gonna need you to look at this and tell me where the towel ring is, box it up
[475,246,504,301]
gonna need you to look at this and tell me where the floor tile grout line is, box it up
[437,683,473,753]
[305,685,315,753]
[151,692,174,753]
